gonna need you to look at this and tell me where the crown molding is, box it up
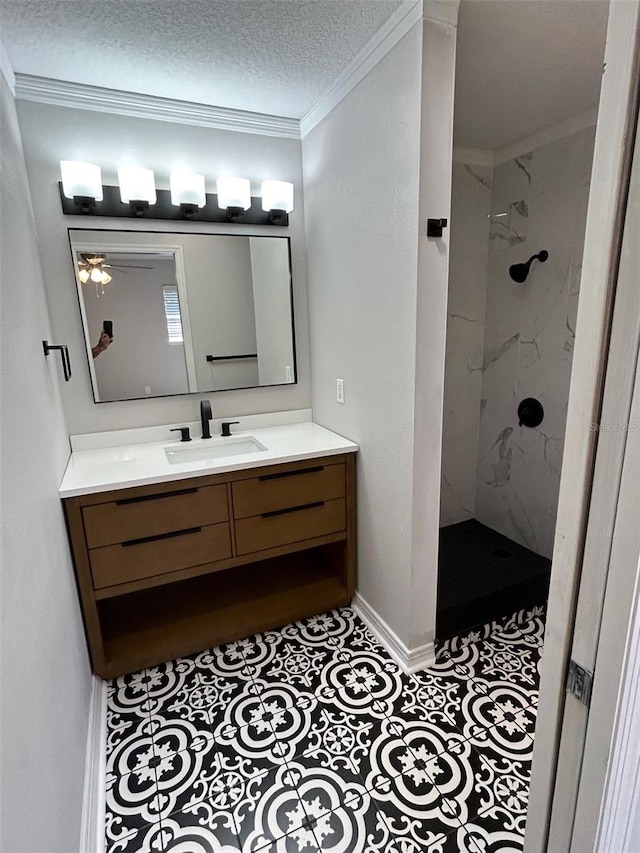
[300,0,423,138]
[453,146,494,167]
[13,74,301,139]
[0,40,15,94]
[493,108,598,165]
[423,0,461,26]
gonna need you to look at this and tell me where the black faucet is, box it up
[200,399,212,439]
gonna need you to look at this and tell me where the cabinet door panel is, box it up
[83,485,229,548]
[233,463,345,519]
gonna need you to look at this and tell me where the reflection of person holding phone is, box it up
[92,322,113,358]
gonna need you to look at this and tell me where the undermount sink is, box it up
[164,435,267,465]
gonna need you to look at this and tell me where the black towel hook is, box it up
[43,340,72,382]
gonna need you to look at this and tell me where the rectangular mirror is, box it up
[69,229,296,402]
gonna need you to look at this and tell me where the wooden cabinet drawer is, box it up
[90,522,232,589]
[233,463,345,519]
[235,498,346,556]
[83,484,229,548]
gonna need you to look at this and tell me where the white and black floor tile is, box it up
[105,606,543,852]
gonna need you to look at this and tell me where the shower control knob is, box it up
[518,398,544,428]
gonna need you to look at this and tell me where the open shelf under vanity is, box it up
[99,545,350,677]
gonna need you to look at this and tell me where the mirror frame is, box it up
[68,228,297,403]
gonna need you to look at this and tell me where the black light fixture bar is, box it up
[58,183,289,226]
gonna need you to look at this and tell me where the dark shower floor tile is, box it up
[437,520,551,640]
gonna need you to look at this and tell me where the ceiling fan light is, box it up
[60,161,103,201]
[117,166,157,204]
[99,271,112,285]
[90,267,103,283]
[78,268,90,283]
[170,171,206,208]
[261,180,293,213]
[216,177,251,211]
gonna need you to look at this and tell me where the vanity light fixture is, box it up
[170,171,206,218]
[58,161,292,226]
[261,180,294,224]
[216,177,251,221]
[117,166,157,216]
[60,161,103,213]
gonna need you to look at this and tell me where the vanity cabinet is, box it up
[63,454,356,679]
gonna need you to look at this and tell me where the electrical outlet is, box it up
[285,365,293,383]
[144,385,152,395]
[336,379,345,404]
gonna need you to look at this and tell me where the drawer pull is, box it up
[261,501,325,519]
[121,526,202,547]
[259,466,324,482]
[116,487,198,506]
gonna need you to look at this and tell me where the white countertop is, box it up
[59,422,358,498]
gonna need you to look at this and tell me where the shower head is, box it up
[509,250,549,283]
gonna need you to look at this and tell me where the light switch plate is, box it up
[337,379,345,404]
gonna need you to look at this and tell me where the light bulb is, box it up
[216,177,251,211]
[261,180,294,213]
[117,166,157,204]
[170,171,206,208]
[60,161,103,201]
[78,268,90,283]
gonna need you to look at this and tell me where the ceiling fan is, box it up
[77,253,153,287]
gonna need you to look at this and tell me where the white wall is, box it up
[303,9,458,653]
[0,72,91,852]
[83,258,190,399]
[250,237,295,386]
[185,235,259,391]
[476,127,595,557]
[440,161,491,526]
[302,23,423,648]
[408,10,458,651]
[16,100,311,434]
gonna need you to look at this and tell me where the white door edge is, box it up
[524,3,640,850]
[572,94,640,851]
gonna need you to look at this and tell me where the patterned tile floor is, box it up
[105,606,545,853]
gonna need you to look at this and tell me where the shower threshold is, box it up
[436,518,551,641]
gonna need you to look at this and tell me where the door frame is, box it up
[574,67,640,851]
[524,2,640,850]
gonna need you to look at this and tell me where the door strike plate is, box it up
[567,659,594,708]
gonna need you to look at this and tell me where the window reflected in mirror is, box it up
[69,230,296,402]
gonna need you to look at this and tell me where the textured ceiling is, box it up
[0,0,610,149]
[0,0,404,118]
[454,0,609,151]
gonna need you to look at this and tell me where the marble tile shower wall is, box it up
[440,163,492,527]
[475,127,596,557]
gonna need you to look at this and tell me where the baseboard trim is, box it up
[352,592,435,674]
[79,675,107,853]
